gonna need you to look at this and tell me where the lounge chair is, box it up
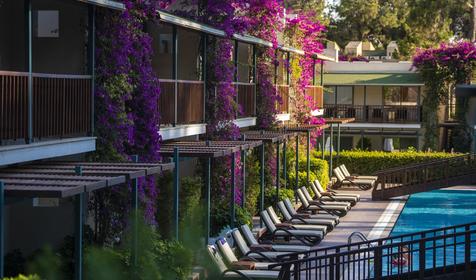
[296,189,349,217]
[266,206,328,234]
[333,167,374,190]
[300,187,352,208]
[310,181,358,206]
[260,210,323,246]
[216,238,283,270]
[207,244,288,279]
[276,201,336,231]
[231,229,296,261]
[312,179,361,201]
[339,164,378,181]
[239,225,311,253]
[283,198,340,223]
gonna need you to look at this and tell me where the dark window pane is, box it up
[336,86,353,104]
[383,86,401,105]
[0,0,26,71]
[149,22,173,79]
[324,86,335,105]
[401,87,418,105]
[237,42,253,83]
[177,28,202,80]
[276,51,288,85]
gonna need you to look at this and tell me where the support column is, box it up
[276,142,280,204]
[205,158,211,245]
[0,181,4,279]
[283,141,287,189]
[173,147,180,239]
[88,5,96,136]
[260,144,265,225]
[74,166,84,280]
[130,155,139,274]
[306,131,310,188]
[172,26,178,126]
[295,136,299,203]
[231,153,236,227]
[26,0,33,143]
[337,124,341,159]
[241,149,246,208]
[329,125,334,178]
[321,129,325,160]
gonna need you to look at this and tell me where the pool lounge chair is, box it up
[312,179,361,201]
[339,164,378,181]
[296,189,349,217]
[260,210,323,246]
[266,206,328,234]
[283,198,340,223]
[207,245,289,279]
[276,201,336,231]
[310,181,358,206]
[300,187,352,208]
[333,167,375,190]
[231,229,296,261]
[239,225,311,253]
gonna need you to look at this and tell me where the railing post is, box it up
[335,248,341,279]
[26,0,33,143]
[329,255,335,280]
[374,246,382,279]
[74,166,84,280]
[465,225,471,275]
[419,238,426,278]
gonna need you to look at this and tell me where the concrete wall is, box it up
[324,61,416,74]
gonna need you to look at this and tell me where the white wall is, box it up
[325,61,415,74]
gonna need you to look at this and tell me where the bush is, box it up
[324,150,460,175]
[288,155,330,190]
[264,187,295,207]
[5,276,40,280]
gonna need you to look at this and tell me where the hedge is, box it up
[321,150,461,175]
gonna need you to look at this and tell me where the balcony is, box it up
[1,71,92,143]
[323,104,422,123]
[158,79,205,126]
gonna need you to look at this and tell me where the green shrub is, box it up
[264,187,295,207]
[5,275,40,280]
[323,150,460,175]
[243,152,261,216]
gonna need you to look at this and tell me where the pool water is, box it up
[383,189,476,275]
[391,189,476,236]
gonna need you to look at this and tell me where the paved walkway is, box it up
[313,188,407,249]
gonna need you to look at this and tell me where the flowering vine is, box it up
[413,41,476,151]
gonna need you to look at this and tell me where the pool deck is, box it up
[313,188,407,249]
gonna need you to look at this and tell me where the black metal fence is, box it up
[273,221,476,279]
[323,105,421,123]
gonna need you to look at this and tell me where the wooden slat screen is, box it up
[277,85,289,113]
[33,75,92,138]
[0,72,29,140]
[177,81,204,124]
[305,86,323,108]
[158,81,175,125]
[236,84,255,118]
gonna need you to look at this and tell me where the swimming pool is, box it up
[382,189,476,275]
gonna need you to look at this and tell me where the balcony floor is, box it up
[0,137,96,167]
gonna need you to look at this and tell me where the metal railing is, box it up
[372,154,476,200]
[0,71,92,143]
[272,221,476,279]
[323,105,422,123]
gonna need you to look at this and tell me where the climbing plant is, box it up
[413,41,476,151]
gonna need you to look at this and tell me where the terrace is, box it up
[0,0,98,165]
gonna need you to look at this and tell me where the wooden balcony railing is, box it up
[323,104,422,123]
[0,71,92,142]
[277,85,290,114]
[236,83,256,118]
[159,79,205,126]
[305,86,323,108]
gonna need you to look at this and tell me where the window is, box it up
[324,86,335,105]
[149,22,173,79]
[236,42,254,83]
[384,86,419,106]
[336,86,353,104]
[177,28,202,81]
[276,51,288,85]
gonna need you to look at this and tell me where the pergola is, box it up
[241,131,297,211]
[323,118,355,177]
[0,161,173,279]
[160,140,262,243]
[280,124,330,194]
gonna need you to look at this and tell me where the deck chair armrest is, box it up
[272,228,312,246]
[322,191,336,196]
[244,251,275,262]
[320,194,337,201]
[276,223,294,229]
[292,213,311,219]
[250,244,273,251]
[290,217,308,224]
[224,269,255,279]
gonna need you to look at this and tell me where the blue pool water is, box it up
[391,189,476,236]
[382,189,476,275]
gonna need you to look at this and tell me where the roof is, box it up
[77,0,125,10]
[0,161,173,197]
[242,131,297,143]
[345,41,362,49]
[280,124,330,132]
[322,73,424,86]
[160,140,263,158]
